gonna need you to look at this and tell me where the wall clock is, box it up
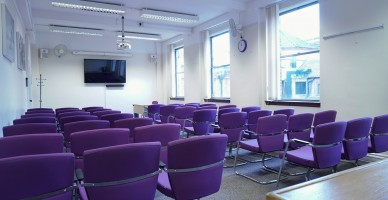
[238,38,247,52]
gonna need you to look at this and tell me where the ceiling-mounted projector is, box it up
[117,41,131,50]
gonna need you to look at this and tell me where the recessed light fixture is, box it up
[117,32,161,41]
[49,25,104,36]
[52,0,125,15]
[140,8,199,23]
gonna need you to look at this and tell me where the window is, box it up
[279,2,320,100]
[174,47,184,97]
[210,32,230,98]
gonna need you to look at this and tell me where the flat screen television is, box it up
[84,59,126,83]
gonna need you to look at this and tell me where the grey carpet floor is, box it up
[154,150,387,200]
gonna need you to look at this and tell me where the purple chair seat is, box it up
[284,146,315,168]
[157,172,174,197]
[239,140,260,152]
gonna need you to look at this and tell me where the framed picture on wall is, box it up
[16,32,25,70]
[2,4,15,62]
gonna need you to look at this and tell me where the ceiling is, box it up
[17,0,278,43]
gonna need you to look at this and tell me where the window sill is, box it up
[265,100,320,107]
[204,98,230,103]
[170,97,184,101]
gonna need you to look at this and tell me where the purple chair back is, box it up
[164,134,227,200]
[13,117,56,125]
[56,108,81,117]
[60,115,98,131]
[0,153,74,200]
[147,104,164,120]
[192,109,217,135]
[63,120,110,144]
[199,103,216,107]
[100,113,134,127]
[0,134,64,159]
[58,111,91,120]
[27,108,53,112]
[219,112,247,142]
[21,113,56,118]
[55,107,79,113]
[312,121,346,169]
[197,105,217,110]
[70,128,130,169]
[218,107,240,120]
[370,114,388,153]
[273,108,295,120]
[3,123,57,137]
[185,102,200,107]
[25,110,54,114]
[160,105,181,123]
[241,106,261,115]
[113,118,153,138]
[218,104,237,109]
[93,110,121,119]
[174,106,196,128]
[82,106,104,111]
[342,117,372,160]
[82,142,161,200]
[257,115,287,152]
[89,108,112,115]
[134,124,181,146]
[313,110,337,128]
[247,110,272,132]
[152,101,159,104]
[287,113,314,148]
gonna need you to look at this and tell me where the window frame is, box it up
[174,46,184,98]
[210,31,231,99]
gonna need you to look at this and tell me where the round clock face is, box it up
[238,39,247,52]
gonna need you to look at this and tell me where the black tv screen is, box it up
[84,59,126,83]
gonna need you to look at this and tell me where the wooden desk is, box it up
[133,104,148,118]
[266,159,388,200]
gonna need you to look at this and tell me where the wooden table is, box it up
[132,104,148,118]
[266,159,388,200]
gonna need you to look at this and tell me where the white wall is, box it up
[320,0,388,120]
[0,0,30,136]
[32,32,159,113]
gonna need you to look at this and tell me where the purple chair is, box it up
[147,104,164,122]
[82,106,104,111]
[212,112,247,167]
[27,108,53,112]
[100,113,134,127]
[218,107,240,121]
[56,108,81,117]
[93,110,121,119]
[197,105,217,110]
[3,123,57,137]
[285,113,314,149]
[78,142,161,200]
[199,103,216,107]
[244,110,272,139]
[152,100,159,104]
[89,108,112,115]
[58,111,91,120]
[0,134,64,159]
[185,102,200,107]
[241,106,261,115]
[368,114,388,153]
[159,104,181,123]
[113,118,154,139]
[157,134,227,200]
[70,128,130,170]
[134,124,180,163]
[273,108,295,120]
[25,110,55,114]
[219,104,237,109]
[173,106,196,129]
[63,120,110,148]
[342,117,372,165]
[60,115,98,131]
[0,153,75,199]
[310,110,337,140]
[13,116,56,125]
[21,113,56,118]
[277,121,347,186]
[184,109,217,137]
[234,115,288,184]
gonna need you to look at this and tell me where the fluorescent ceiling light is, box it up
[140,8,199,23]
[117,32,161,41]
[52,0,125,15]
[49,25,103,36]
